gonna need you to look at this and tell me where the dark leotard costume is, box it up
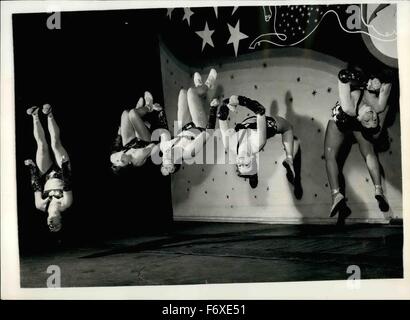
[26,161,72,212]
[331,90,364,132]
[224,96,278,152]
[235,116,278,138]
[160,103,218,165]
[42,165,64,199]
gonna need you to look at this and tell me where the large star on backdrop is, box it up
[227,20,248,57]
[182,8,194,26]
[196,22,215,51]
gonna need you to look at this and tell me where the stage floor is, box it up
[20,222,403,287]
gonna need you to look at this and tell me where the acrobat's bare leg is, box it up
[120,110,137,145]
[177,88,192,133]
[187,86,208,129]
[43,104,70,167]
[128,108,152,141]
[27,106,53,174]
[353,131,389,212]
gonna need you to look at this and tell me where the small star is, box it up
[327,87,332,93]
[312,90,317,95]
[196,22,215,51]
[182,8,194,26]
[166,8,174,19]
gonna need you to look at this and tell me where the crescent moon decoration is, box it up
[249,5,396,50]
[361,4,398,68]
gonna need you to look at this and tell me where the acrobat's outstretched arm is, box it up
[24,159,48,212]
[217,98,232,151]
[60,156,73,210]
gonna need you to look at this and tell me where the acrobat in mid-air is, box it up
[110,91,168,172]
[159,68,219,175]
[218,94,302,198]
[25,104,72,232]
[324,66,392,221]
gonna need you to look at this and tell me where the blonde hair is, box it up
[47,201,62,232]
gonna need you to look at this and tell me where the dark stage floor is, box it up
[19,222,403,287]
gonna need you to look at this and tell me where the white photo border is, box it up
[1,0,409,300]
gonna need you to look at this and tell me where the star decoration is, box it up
[166,8,174,19]
[196,22,215,51]
[182,7,194,26]
[227,20,249,57]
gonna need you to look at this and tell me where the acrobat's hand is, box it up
[24,159,35,166]
[228,95,239,107]
[210,98,219,108]
[228,95,239,110]
[152,103,163,111]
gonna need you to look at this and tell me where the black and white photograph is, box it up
[1,0,409,299]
